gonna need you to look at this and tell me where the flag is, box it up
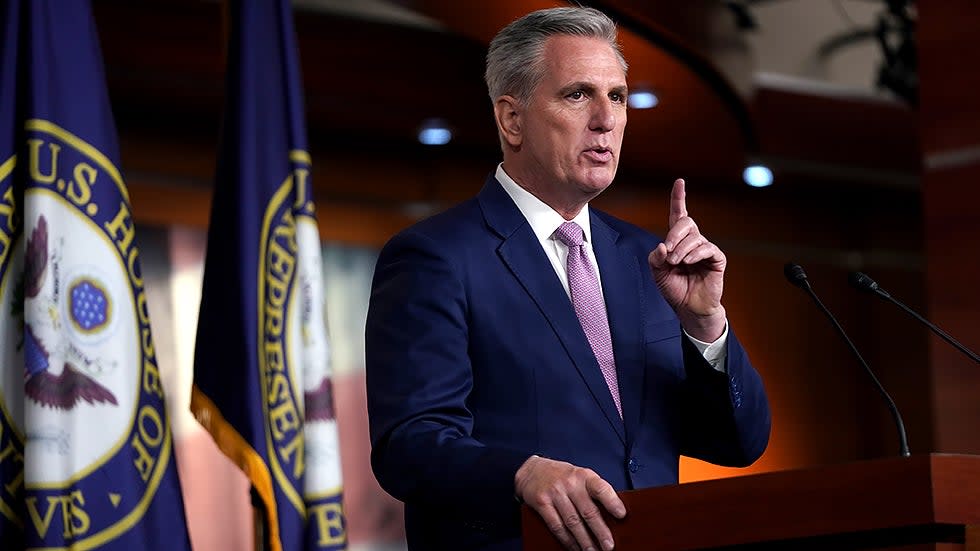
[0,1,193,549]
[190,1,347,550]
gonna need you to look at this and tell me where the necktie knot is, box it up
[555,221,584,248]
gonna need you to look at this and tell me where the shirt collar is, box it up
[494,163,593,244]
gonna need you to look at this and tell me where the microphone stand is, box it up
[786,264,911,458]
[849,272,980,364]
[885,295,980,363]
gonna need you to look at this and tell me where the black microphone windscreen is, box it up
[848,271,878,293]
[783,262,808,288]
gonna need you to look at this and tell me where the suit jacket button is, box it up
[628,458,639,473]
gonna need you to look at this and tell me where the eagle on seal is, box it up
[22,215,118,410]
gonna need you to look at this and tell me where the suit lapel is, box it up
[590,214,645,446]
[478,178,626,444]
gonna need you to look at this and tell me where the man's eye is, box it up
[610,93,625,103]
[568,91,585,100]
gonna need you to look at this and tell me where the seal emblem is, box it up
[0,120,176,549]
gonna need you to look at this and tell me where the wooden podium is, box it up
[522,454,980,550]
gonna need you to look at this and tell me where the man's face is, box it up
[514,35,628,207]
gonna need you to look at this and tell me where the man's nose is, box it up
[589,98,617,132]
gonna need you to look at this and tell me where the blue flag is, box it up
[0,1,193,549]
[190,1,347,550]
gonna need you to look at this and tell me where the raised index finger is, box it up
[669,178,687,228]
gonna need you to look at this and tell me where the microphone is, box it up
[848,271,980,364]
[784,262,911,457]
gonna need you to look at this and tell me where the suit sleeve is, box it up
[365,228,531,513]
[677,329,771,466]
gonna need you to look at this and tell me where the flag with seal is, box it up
[0,1,193,549]
[190,1,347,550]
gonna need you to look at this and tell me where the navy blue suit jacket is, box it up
[365,175,770,550]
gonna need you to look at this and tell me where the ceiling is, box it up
[89,0,920,206]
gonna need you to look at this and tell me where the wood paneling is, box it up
[918,1,980,455]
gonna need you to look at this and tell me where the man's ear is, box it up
[494,95,523,148]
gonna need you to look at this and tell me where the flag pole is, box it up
[251,486,270,551]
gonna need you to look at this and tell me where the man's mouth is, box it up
[584,147,613,162]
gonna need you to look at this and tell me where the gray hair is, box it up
[485,6,627,105]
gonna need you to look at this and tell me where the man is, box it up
[365,7,770,551]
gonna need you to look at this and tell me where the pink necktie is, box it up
[555,221,622,417]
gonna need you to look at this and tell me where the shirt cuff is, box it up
[683,320,729,372]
